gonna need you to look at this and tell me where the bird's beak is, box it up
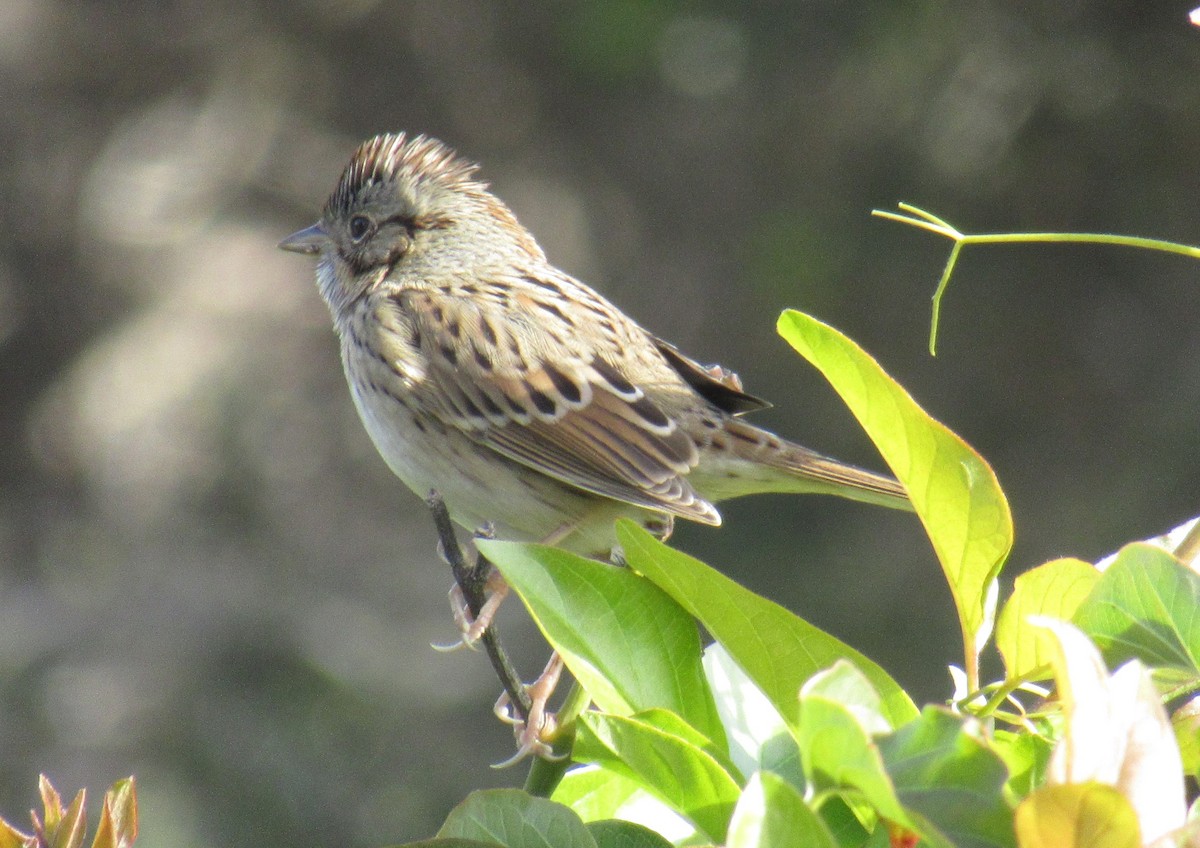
[278,223,329,255]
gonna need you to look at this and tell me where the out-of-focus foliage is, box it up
[0,775,137,848]
[2,2,1198,847]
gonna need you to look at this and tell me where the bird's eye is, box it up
[349,215,372,242]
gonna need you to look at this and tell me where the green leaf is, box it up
[1173,698,1200,780]
[726,771,837,848]
[438,789,597,848]
[802,660,892,735]
[703,644,804,790]
[1013,783,1140,848]
[620,707,740,777]
[997,558,1100,679]
[778,309,1012,685]
[480,540,723,744]
[793,694,911,829]
[1073,543,1200,677]
[991,730,1053,801]
[552,766,695,842]
[585,819,674,848]
[617,521,917,728]
[814,795,872,847]
[575,712,742,841]
[877,707,1015,848]
[387,840,507,848]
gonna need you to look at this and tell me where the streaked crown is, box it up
[325,133,488,218]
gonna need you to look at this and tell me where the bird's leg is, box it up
[438,567,509,649]
[424,492,585,764]
[425,492,533,725]
[493,652,567,766]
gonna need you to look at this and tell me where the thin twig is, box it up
[426,490,532,721]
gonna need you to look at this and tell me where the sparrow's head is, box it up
[280,133,542,315]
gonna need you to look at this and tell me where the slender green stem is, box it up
[957,668,1050,720]
[873,203,1200,355]
[1163,678,1200,703]
[523,680,588,797]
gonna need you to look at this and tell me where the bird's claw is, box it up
[438,577,509,650]
[490,652,566,767]
[492,691,564,767]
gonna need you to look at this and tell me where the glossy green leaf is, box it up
[703,643,804,790]
[575,711,741,841]
[1013,783,1139,848]
[480,540,723,744]
[438,789,596,848]
[726,771,836,848]
[388,840,506,848]
[617,521,917,728]
[1073,543,1200,677]
[803,659,892,735]
[619,707,738,777]
[778,309,1011,683]
[997,558,1099,679]
[793,694,911,830]
[815,795,872,847]
[991,730,1053,801]
[552,766,695,843]
[877,707,1015,848]
[585,819,674,848]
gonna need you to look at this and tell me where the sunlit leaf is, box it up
[802,659,891,736]
[0,817,32,848]
[1074,543,1200,678]
[778,309,1011,686]
[1014,783,1139,848]
[384,840,503,848]
[1172,697,1200,780]
[552,766,694,843]
[726,771,836,848]
[617,521,916,728]
[89,777,136,848]
[702,643,802,789]
[480,540,723,744]
[793,694,910,832]
[575,711,741,842]
[997,558,1099,679]
[991,730,1053,802]
[437,789,597,848]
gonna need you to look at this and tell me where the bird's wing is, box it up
[652,337,771,415]
[375,274,722,525]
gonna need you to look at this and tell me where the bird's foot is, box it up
[431,569,509,652]
[492,652,567,767]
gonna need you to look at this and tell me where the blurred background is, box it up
[2,1,1198,844]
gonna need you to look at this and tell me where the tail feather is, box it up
[694,419,913,512]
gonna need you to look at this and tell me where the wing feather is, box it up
[380,276,722,525]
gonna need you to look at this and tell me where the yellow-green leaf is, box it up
[1014,783,1139,848]
[777,309,1012,687]
[997,559,1099,679]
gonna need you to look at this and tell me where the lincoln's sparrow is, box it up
[280,133,909,558]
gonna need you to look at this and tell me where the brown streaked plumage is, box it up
[281,132,911,557]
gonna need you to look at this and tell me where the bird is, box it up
[279,132,910,563]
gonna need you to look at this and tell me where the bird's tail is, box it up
[694,418,912,512]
